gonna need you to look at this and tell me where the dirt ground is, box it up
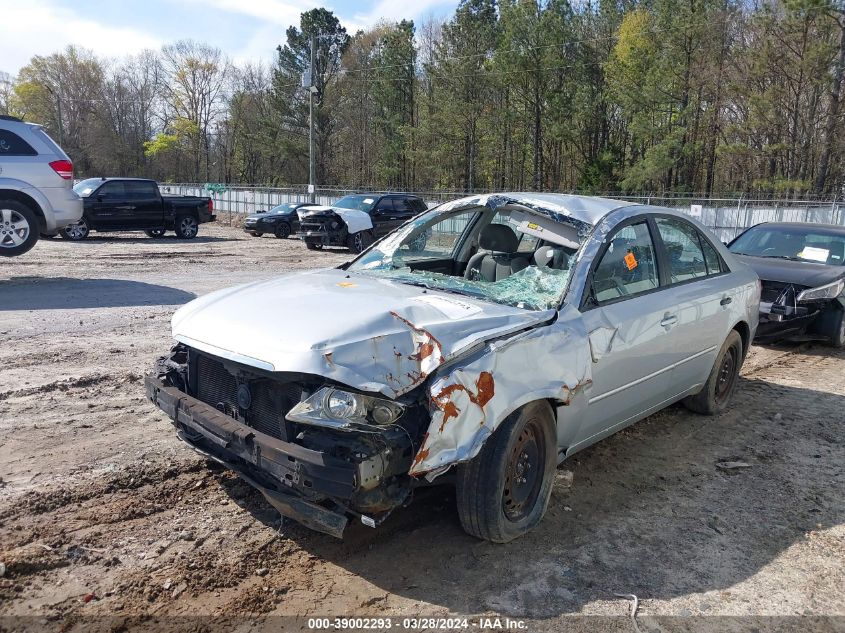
[0,223,843,631]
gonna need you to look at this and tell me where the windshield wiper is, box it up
[758,254,804,261]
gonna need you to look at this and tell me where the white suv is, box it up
[0,115,83,257]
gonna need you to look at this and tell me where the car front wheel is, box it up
[0,201,39,257]
[60,218,90,241]
[175,215,199,239]
[829,307,845,348]
[455,400,557,543]
[346,230,373,254]
[683,329,743,415]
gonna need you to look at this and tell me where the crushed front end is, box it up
[146,344,430,538]
[299,209,349,248]
[757,279,845,341]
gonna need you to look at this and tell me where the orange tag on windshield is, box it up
[624,252,638,270]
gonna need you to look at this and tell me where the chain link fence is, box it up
[159,183,845,243]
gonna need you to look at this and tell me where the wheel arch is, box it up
[731,319,751,361]
[0,188,46,231]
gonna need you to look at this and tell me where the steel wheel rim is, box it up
[715,346,738,405]
[180,217,197,237]
[65,219,88,240]
[354,233,364,252]
[502,418,545,522]
[0,208,30,249]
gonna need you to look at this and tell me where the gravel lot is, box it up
[0,223,843,630]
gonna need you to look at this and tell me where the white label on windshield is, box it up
[363,198,374,204]
[799,246,829,262]
[413,295,481,319]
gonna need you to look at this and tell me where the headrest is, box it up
[534,245,556,267]
[534,245,570,270]
[480,223,519,253]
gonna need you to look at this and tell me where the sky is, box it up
[0,0,459,76]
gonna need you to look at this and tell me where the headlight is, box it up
[796,279,845,302]
[286,387,404,429]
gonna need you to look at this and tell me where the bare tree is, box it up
[160,40,229,180]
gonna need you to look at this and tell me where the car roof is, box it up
[437,192,638,228]
[86,177,157,182]
[751,222,845,234]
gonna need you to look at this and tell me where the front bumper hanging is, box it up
[145,374,355,538]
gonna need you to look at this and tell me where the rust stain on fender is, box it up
[432,371,495,432]
[411,433,431,469]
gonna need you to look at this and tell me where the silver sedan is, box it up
[147,192,761,542]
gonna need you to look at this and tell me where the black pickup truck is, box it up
[61,178,215,240]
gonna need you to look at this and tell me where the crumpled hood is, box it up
[171,269,553,397]
[298,207,373,234]
[735,254,845,288]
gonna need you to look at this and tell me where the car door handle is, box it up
[720,296,732,306]
[660,314,678,327]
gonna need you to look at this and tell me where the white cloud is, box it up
[347,0,454,31]
[0,0,162,75]
[190,0,316,26]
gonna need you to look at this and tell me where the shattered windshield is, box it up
[348,205,585,310]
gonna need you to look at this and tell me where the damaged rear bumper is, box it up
[145,374,354,538]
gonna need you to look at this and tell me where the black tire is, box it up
[250,231,263,237]
[145,229,166,238]
[346,230,373,254]
[455,400,557,543]
[682,329,743,415]
[0,200,40,257]
[306,241,322,250]
[175,215,199,239]
[60,218,90,241]
[829,307,845,348]
[274,223,291,239]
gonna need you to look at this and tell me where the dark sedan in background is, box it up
[243,202,319,238]
[728,222,845,346]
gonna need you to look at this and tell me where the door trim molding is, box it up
[588,345,717,404]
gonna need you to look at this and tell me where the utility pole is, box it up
[308,34,316,203]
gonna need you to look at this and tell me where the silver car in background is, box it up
[0,115,82,257]
[147,193,760,542]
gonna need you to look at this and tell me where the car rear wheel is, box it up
[455,400,557,543]
[175,215,198,239]
[60,218,90,241]
[274,223,291,239]
[305,241,322,250]
[683,329,743,415]
[250,231,263,237]
[145,229,166,238]
[0,201,39,257]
